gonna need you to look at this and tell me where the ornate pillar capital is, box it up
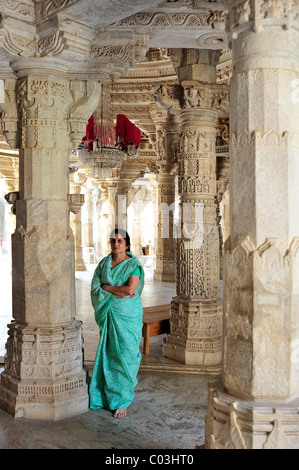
[181,80,229,117]
[225,0,299,39]
[224,0,299,74]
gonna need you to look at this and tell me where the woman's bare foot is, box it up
[113,408,127,418]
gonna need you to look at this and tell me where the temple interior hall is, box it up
[0,0,299,450]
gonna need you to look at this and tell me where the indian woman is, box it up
[89,228,144,418]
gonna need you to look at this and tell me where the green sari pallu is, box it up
[89,252,144,411]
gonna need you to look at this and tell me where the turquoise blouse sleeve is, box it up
[131,266,141,277]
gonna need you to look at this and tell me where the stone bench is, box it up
[142,304,170,355]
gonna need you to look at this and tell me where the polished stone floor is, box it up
[0,255,218,450]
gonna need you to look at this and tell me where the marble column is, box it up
[162,50,228,369]
[70,171,87,271]
[83,181,97,264]
[205,1,299,449]
[0,73,100,420]
[154,172,176,282]
[150,105,179,283]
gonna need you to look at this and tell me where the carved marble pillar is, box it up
[161,50,228,368]
[0,74,100,420]
[205,1,299,449]
[83,180,97,264]
[154,172,176,282]
[70,171,87,271]
[114,179,132,232]
[150,105,179,282]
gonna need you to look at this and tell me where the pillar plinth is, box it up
[205,2,299,448]
[0,320,88,420]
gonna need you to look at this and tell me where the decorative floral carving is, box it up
[211,407,247,449]
[36,0,81,22]
[2,0,35,20]
[39,31,66,57]
[90,44,132,65]
[228,0,299,37]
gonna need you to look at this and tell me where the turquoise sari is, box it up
[89,252,144,411]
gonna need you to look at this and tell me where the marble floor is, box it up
[0,255,218,450]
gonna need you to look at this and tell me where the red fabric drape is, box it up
[115,114,141,148]
[82,115,95,152]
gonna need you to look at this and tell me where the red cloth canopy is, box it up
[82,115,95,152]
[115,114,141,148]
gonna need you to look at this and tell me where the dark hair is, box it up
[109,228,131,252]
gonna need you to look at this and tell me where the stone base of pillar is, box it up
[0,320,89,420]
[164,297,222,371]
[153,270,175,282]
[205,381,299,449]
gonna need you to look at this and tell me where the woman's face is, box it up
[110,234,127,256]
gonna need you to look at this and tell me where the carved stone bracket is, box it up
[68,193,85,214]
[224,0,299,40]
[4,191,19,214]
[0,79,19,149]
[68,80,101,150]
[153,83,183,114]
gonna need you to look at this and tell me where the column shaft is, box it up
[154,173,176,282]
[162,51,228,369]
[206,2,299,448]
[0,75,91,420]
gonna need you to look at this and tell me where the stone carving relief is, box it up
[68,80,101,149]
[36,0,81,22]
[210,405,246,449]
[227,0,299,38]
[153,83,183,114]
[112,10,227,29]
[181,81,229,115]
[224,234,299,399]
[263,419,288,449]
[206,382,299,449]
[4,319,85,384]
[2,0,35,21]
[0,25,68,58]
[90,43,133,64]
[0,80,19,149]
[16,76,70,150]
[232,129,289,148]
[90,34,149,71]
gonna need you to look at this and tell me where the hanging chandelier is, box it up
[81,84,127,180]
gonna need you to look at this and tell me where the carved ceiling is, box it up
[0,0,231,180]
[0,1,228,76]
